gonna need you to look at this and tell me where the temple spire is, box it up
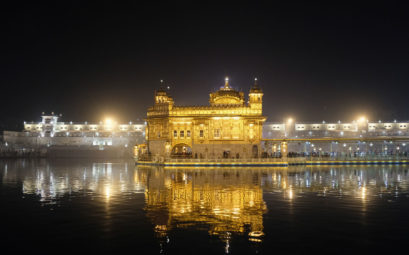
[157,79,167,92]
[250,77,262,93]
[253,77,259,89]
[223,77,231,90]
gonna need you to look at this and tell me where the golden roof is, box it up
[209,77,245,106]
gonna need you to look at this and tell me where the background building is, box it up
[2,113,145,157]
[262,118,409,156]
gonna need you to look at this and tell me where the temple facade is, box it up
[146,78,266,159]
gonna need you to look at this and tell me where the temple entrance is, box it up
[171,144,192,158]
[223,150,230,158]
[252,145,258,158]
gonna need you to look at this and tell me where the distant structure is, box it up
[264,120,409,138]
[263,118,409,155]
[145,77,266,159]
[3,112,145,152]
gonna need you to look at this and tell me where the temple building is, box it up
[146,78,266,159]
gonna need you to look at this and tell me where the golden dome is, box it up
[209,77,245,106]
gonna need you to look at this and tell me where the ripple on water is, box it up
[1,160,409,254]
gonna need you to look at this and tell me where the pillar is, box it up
[281,142,288,157]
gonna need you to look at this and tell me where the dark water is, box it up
[1,160,409,254]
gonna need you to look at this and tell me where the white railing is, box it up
[138,155,409,164]
[164,158,287,163]
[307,155,409,161]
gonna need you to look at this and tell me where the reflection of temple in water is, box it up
[136,165,409,245]
[1,159,409,252]
[137,167,268,242]
[2,160,408,206]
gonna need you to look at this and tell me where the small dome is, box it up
[209,77,244,105]
[250,78,262,93]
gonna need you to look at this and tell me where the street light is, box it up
[358,116,366,123]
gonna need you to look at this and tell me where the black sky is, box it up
[1,1,409,130]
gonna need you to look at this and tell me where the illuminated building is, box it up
[263,119,409,139]
[3,113,145,149]
[146,78,266,159]
[263,118,409,155]
[2,86,409,158]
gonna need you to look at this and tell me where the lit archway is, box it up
[171,144,192,158]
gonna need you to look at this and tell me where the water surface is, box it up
[1,159,409,254]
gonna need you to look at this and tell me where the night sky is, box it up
[2,1,409,130]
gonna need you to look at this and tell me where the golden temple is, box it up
[145,77,266,159]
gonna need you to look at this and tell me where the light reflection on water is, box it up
[1,159,409,254]
[2,160,145,203]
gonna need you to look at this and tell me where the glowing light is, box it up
[361,187,366,200]
[249,231,264,237]
[287,118,293,124]
[358,116,366,123]
[105,185,111,200]
[105,118,113,125]
[288,188,293,200]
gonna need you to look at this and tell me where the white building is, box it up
[4,113,145,149]
[263,120,409,139]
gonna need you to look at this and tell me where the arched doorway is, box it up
[171,144,192,158]
[252,145,258,158]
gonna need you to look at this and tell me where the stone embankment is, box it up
[0,145,133,158]
[0,147,47,158]
[136,155,409,167]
